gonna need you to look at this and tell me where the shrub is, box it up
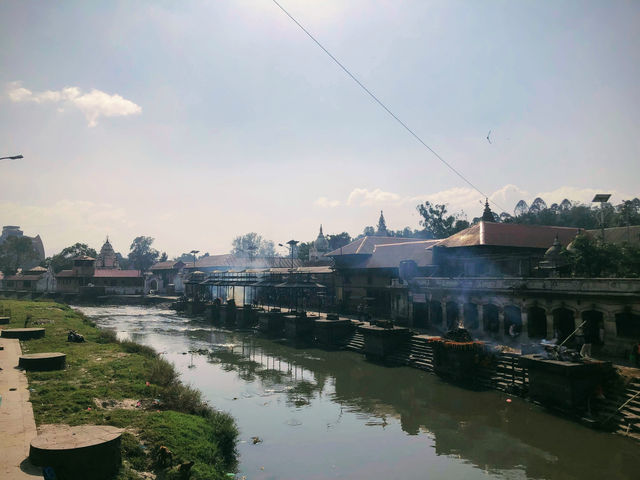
[96,329,118,344]
[120,340,156,358]
[149,357,179,387]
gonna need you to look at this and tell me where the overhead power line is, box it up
[271,0,506,213]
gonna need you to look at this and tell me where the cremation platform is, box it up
[284,314,316,339]
[359,324,411,359]
[519,354,611,412]
[257,310,285,336]
[314,317,353,347]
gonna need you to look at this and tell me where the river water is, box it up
[75,305,640,480]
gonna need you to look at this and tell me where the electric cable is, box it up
[271,0,506,213]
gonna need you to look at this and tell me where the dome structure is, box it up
[544,235,563,258]
[314,225,329,253]
[96,237,119,269]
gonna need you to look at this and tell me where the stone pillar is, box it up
[498,310,505,340]
[440,300,447,330]
[603,311,617,344]
[546,312,555,340]
[478,304,485,332]
[458,302,465,328]
[520,310,529,342]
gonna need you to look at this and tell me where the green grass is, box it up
[0,299,238,480]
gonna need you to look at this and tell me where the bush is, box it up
[120,340,156,358]
[96,329,118,344]
[149,357,179,387]
[161,383,207,415]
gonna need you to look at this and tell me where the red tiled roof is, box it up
[150,261,185,271]
[5,275,43,281]
[326,236,419,257]
[437,221,580,249]
[93,269,141,278]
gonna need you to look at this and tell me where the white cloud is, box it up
[316,184,639,219]
[314,196,341,208]
[5,81,141,127]
[347,188,402,206]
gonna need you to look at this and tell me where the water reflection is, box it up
[76,305,640,480]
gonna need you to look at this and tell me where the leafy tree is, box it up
[327,232,351,250]
[514,199,529,217]
[416,201,469,239]
[563,234,636,277]
[0,236,41,275]
[376,211,388,236]
[616,198,640,226]
[45,243,97,273]
[128,236,159,272]
[231,233,277,258]
[297,242,312,260]
[115,252,130,270]
[159,252,168,262]
[529,197,547,214]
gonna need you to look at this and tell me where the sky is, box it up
[1,0,639,258]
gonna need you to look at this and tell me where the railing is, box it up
[411,277,640,295]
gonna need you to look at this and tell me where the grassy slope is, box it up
[0,299,238,480]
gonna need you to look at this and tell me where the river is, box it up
[75,305,640,480]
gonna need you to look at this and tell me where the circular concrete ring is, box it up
[30,425,122,480]
[19,352,66,371]
[1,328,45,340]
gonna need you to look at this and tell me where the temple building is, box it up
[56,241,144,295]
[308,225,330,262]
[95,237,119,269]
[0,225,45,269]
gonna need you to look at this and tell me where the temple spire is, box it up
[481,198,494,222]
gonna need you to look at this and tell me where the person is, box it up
[580,342,592,358]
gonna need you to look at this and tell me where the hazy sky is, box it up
[1,0,639,257]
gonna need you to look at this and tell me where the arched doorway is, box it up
[413,302,428,328]
[582,310,604,345]
[528,306,547,339]
[464,303,479,330]
[429,301,443,329]
[483,304,499,333]
[504,306,522,337]
[149,279,158,292]
[553,308,575,344]
[615,310,640,339]
[446,301,459,330]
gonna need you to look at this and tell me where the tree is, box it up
[565,234,620,277]
[327,232,351,250]
[0,236,41,276]
[231,233,277,258]
[514,199,529,217]
[376,210,388,236]
[529,197,547,214]
[45,243,97,273]
[416,201,469,239]
[128,236,159,272]
[159,252,168,262]
[297,242,312,260]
